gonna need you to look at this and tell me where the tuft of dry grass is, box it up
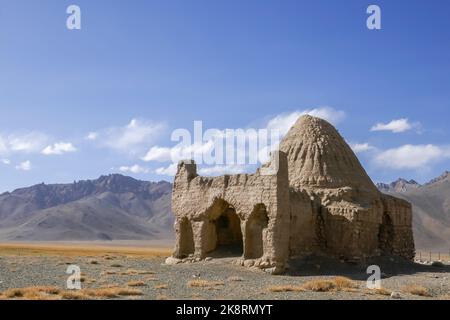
[402,284,432,297]
[366,287,392,296]
[127,281,146,287]
[157,295,169,300]
[0,286,143,300]
[267,285,305,292]
[267,277,359,294]
[101,270,117,275]
[120,269,154,275]
[227,276,243,282]
[301,279,336,292]
[0,286,61,300]
[187,280,224,288]
[155,284,168,289]
[333,277,357,290]
[60,291,90,300]
[110,263,123,268]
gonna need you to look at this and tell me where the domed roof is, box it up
[279,115,378,197]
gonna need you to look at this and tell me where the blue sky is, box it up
[1,0,450,192]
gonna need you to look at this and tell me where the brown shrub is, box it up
[301,279,336,292]
[127,281,146,287]
[267,285,304,292]
[187,280,224,288]
[1,286,61,300]
[333,277,357,290]
[402,285,432,297]
[155,284,168,289]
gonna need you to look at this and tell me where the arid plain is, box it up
[0,241,449,300]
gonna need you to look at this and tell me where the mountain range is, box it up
[0,174,173,241]
[376,171,450,251]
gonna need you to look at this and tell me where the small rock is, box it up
[264,266,284,275]
[192,273,201,278]
[243,260,255,267]
[165,257,181,265]
[390,292,402,299]
[205,257,213,261]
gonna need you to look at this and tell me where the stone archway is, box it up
[244,204,269,259]
[178,218,195,258]
[205,199,243,257]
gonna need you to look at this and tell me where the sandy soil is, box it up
[0,243,449,300]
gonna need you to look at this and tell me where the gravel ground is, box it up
[0,254,449,300]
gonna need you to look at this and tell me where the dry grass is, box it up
[60,291,90,300]
[267,285,305,292]
[227,276,243,282]
[157,295,169,300]
[0,243,171,258]
[0,286,61,300]
[155,284,168,289]
[127,281,146,287]
[0,286,143,300]
[120,269,154,275]
[367,287,392,296]
[187,280,225,288]
[402,284,432,297]
[301,279,336,292]
[333,276,357,290]
[110,263,123,268]
[302,277,358,292]
[267,277,359,294]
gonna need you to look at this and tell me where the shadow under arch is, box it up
[204,198,243,257]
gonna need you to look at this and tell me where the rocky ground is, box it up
[0,251,449,300]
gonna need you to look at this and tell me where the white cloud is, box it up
[370,118,418,133]
[141,146,173,162]
[155,163,178,176]
[88,118,166,154]
[373,144,450,170]
[85,132,98,140]
[15,160,32,171]
[0,132,49,154]
[350,143,375,153]
[266,107,346,136]
[119,164,149,174]
[41,142,77,155]
[1,159,10,165]
[145,107,345,174]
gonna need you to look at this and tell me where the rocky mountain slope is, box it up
[377,171,450,250]
[0,174,174,241]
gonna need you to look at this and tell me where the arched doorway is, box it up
[178,218,194,258]
[378,213,394,254]
[206,199,243,257]
[245,204,269,259]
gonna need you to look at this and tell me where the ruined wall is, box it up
[288,189,317,256]
[171,151,291,272]
[380,194,415,260]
